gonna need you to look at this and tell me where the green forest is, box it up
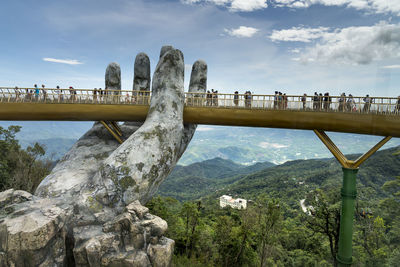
[151,147,400,266]
[1,125,400,266]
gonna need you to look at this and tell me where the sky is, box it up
[1,0,400,97]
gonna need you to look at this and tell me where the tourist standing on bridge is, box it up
[318,93,323,110]
[283,93,288,109]
[26,88,32,101]
[34,84,39,101]
[246,91,252,108]
[347,94,355,112]
[93,88,97,103]
[41,84,47,101]
[206,90,211,106]
[278,92,283,109]
[234,91,239,106]
[274,91,278,109]
[55,86,61,102]
[313,92,318,110]
[338,93,346,112]
[69,86,75,102]
[363,94,372,113]
[301,93,307,110]
[396,96,400,113]
[323,93,331,111]
[212,89,218,106]
[14,87,20,102]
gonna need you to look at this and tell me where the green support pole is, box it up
[337,167,358,266]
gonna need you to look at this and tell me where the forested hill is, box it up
[160,146,400,205]
[159,157,275,201]
[220,145,400,203]
[150,146,400,266]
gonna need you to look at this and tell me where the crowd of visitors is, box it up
[206,89,219,106]
[5,86,400,113]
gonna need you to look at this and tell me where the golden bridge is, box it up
[1,87,399,138]
[1,86,399,266]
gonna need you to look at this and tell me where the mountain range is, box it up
[160,146,400,209]
[1,121,399,165]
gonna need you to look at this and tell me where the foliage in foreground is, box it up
[0,126,52,193]
[149,175,400,267]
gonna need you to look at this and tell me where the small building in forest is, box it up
[219,195,247,210]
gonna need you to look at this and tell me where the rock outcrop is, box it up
[0,45,207,266]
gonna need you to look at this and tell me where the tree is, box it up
[0,126,51,193]
[305,188,341,267]
[254,197,282,267]
[180,201,202,258]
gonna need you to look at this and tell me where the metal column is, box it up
[313,130,391,266]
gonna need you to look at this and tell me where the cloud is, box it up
[230,0,268,12]
[182,0,267,12]
[271,22,400,65]
[270,0,400,16]
[225,26,259,37]
[183,0,400,15]
[381,65,400,69]
[270,26,329,42]
[43,58,83,65]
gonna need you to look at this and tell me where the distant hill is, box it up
[159,146,400,210]
[159,157,275,201]
[1,122,400,166]
[201,146,400,213]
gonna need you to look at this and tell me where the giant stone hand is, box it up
[0,46,207,266]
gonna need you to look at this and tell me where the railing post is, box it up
[337,167,358,267]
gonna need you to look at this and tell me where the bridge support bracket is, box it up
[100,121,123,144]
[313,129,392,266]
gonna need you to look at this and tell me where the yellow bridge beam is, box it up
[0,102,400,138]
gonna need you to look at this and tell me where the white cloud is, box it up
[289,48,301,53]
[43,58,83,65]
[270,0,400,16]
[182,0,267,12]
[271,22,400,65]
[230,0,268,12]
[184,0,400,15]
[270,26,329,42]
[381,65,400,69]
[225,26,259,37]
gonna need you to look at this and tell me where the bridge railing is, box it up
[0,87,399,115]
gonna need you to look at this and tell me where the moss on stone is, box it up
[136,162,144,172]
[119,176,136,190]
[87,195,103,213]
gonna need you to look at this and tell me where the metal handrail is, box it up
[0,87,399,115]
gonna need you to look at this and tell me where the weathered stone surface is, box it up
[96,47,188,205]
[105,62,121,92]
[126,200,149,219]
[160,45,174,58]
[133,52,151,91]
[0,46,208,266]
[147,237,174,267]
[0,188,33,209]
[0,197,67,266]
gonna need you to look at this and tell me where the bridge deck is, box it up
[1,88,399,137]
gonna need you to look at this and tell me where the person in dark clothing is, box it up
[396,96,400,113]
[313,92,318,110]
[234,91,239,107]
[323,93,330,111]
[274,91,278,109]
